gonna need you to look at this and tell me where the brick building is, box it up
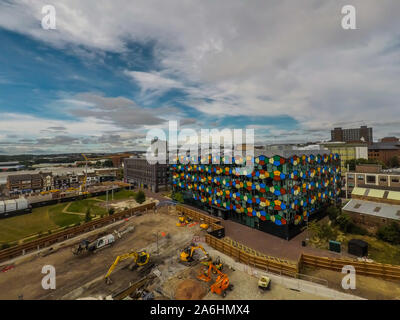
[124,157,169,192]
[7,174,43,194]
[331,126,373,144]
[344,164,400,197]
[368,137,400,167]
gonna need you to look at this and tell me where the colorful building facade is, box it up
[171,151,341,239]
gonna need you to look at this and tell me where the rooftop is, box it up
[343,199,400,221]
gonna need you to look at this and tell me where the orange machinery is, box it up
[198,261,233,298]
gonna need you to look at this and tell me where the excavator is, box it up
[198,261,233,298]
[179,244,211,266]
[104,250,150,284]
[176,214,193,227]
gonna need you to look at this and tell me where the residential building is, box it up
[331,125,373,144]
[6,174,43,194]
[53,175,70,190]
[171,150,341,240]
[124,157,169,192]
[368,137,400,167]
[320,141,368,172]
[344,164,400,198]
[40,172,53,191]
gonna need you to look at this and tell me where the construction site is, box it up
[0,195,399,300]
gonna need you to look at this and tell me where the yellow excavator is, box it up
[179,244,211,266]
[176,214,193,227]
[104,250,150,284]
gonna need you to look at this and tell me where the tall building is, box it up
[171,150,341,240]
[124,157,169,192]
[331,126,373,144]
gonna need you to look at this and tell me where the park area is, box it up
[0,189,139,247]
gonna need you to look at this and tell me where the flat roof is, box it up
[367,189,385,199]
[352,187,367,196]
[387,191,400,201]
[343,199,400,221]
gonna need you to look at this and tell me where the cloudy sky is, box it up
[0,0,399,154]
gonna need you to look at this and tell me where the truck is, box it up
[72,234,115,255]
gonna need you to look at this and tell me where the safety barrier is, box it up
[300,253,400,281]
[205,234,298,277]
[176,204,225,238]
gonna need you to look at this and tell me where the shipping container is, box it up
[16,197,28,211]
[4,199,17,212]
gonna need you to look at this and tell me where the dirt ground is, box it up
[0,207,201,300]
[203,269,325,300]
[302,266,400,300]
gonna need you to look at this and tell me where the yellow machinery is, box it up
[258,275,271,291]
[176,214,193,227]
[105,250,150,284]
[179,244,210,265]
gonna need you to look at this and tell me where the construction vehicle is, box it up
[104,250,150,284]
[200,223,209,230]
[198,261,233,298]
[179,244,211,265]
[258,275,271,291]
[176,214,193,227]
[72,234,115,255]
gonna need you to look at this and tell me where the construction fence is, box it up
[300,253,400,281]
[178,205,400,282]
[176,204,225,238]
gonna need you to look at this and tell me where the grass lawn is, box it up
[0,203,84,245]
[0,198,109,245]
[341,234,400,265]
[96,189,136,201]
[68,199,108,216]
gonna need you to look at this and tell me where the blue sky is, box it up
[0,1,400,154]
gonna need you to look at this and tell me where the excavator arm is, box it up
[104,251,149,282]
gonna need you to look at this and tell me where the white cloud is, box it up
[0,0,400,141]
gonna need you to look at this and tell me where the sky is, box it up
[0,0,399,154]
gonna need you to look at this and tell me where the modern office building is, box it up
[124,157,169,192]
[171,150,341,240]
[320,141,368,172]
[331,126,373,144]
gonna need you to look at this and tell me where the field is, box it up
[341,234,400,265]
[0,190,140,246]
[0,199,107,245]
[96,189,136,201]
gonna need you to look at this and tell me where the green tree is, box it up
[85,208,92,222]
[377,222,400,244]
[345,158,386,171]
[388,156,400,168]
[172,192,184,203]
[135,189,146,204]
[336,213,352,232]
[108,208,115,215]
[327,206,340,221]
[103,159,114,167]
